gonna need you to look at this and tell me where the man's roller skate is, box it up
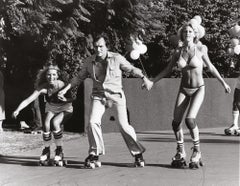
[53,146,65,167]
[171,147,187,168]
[189,147,203,169]
[224,124,240,136]
[84,154,101,169]
[235,128,240,136]
[134,153,145,167]
[39,147,51,166]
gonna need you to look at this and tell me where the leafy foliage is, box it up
[0,0,240,84]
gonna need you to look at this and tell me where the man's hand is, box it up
[142,77,154,91]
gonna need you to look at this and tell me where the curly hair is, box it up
[34,65,61,89]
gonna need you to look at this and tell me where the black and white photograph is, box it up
[0,0,239,185]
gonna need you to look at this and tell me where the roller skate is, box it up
[171,147,187,168]
[53,146,65,167]
[234,128,240,136]
[134,153,145,167]
[189,147,203,169]
[224,124,239,136]
[84,154,101,169]
[39,147,51,166]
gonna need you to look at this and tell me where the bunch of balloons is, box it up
[228,24,240,55]
[170,15,204,49]
[129,37,148,60]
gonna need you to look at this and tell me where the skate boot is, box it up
[224,124,239,135]
[189,147,203,169]
[171,147,187,168]
[84,154,101,169]
[134,153,145,167]
[39,147,50,166]
[53,146,65,167]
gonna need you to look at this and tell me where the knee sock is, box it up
[53,130,63,147]
[172,120,184,151]
[185,118,200,151]
[42,132,52,147]
[232,110,239,126]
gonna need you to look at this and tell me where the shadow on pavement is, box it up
[139,137,240,144]
[0,155,39,166]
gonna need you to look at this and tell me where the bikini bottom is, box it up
[181,85,205,97]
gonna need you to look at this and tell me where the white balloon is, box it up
[193,15,202,25]
[190,18,199,26]
[232,24,240,37]
[230,38,239,47]
[233,45,240,55]
[138,44,147,54]
[130,50,140,60]
[132,41,139,50]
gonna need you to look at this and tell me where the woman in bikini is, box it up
[149,18,231,169]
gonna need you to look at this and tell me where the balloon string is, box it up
[139,56,148,77]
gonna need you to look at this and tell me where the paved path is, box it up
[0,127,239,186]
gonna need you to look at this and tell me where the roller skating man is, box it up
[58,33,152,169]
[225,76,240,136]
[13,65,73,166]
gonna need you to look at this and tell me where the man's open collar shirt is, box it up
[70,51,143,96]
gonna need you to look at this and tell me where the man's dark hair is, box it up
[93,32,110,48]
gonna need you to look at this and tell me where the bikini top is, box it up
[177,47,201,69]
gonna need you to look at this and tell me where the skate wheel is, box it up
[58,161,64,167]
[224,129,231,135]
[189,162,199,169]
[85,162,96,169]
[234,130,240,136]
[39,161,49,166]
[89,162,96,169]
[95,161,101,168]
[134,161,145,167]
[171,160,186,168]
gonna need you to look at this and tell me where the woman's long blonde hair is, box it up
[34,65,60,89]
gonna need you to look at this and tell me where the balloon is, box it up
[193,15,202,25]
[230,38,239,47]
[231,24,240,37]
[190,18,199,26]
[197,25,205,39]
[138,44,147,54]
[132,41,140,50]
[233,45,240,55]
[169,35,179,48]
[130,50,140,60]
[227,47,234,55]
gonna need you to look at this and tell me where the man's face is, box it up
[94,37,108,59]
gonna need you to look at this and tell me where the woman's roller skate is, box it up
[134,153,145,167]
[39,147,51,166]
[171,147,187,168]
[224,124,240,136]
[189,147,203,169]
[84,154,101,169]
[53,146,65,167]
